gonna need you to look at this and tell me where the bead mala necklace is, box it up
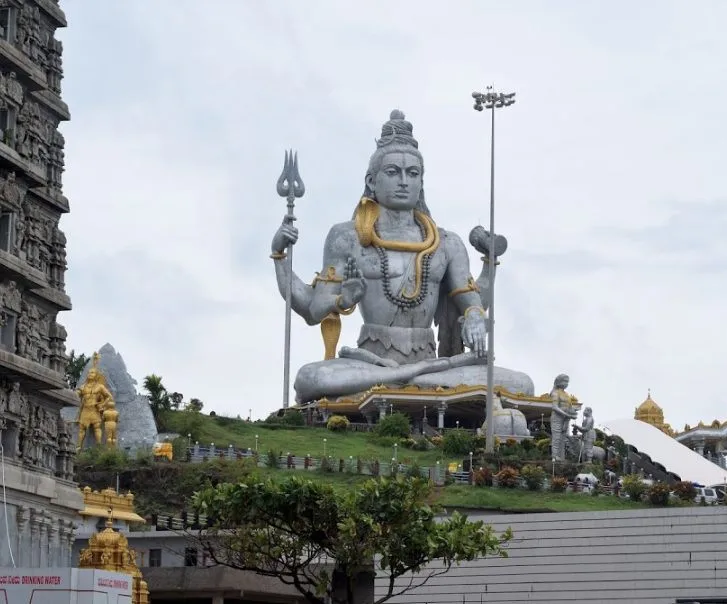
[374,216,434,310]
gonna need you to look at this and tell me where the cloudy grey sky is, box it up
[58,1,727,429]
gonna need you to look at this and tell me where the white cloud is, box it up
[58,0,727,429]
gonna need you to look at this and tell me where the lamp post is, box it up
[323,438,327,458]
[472,85,516,454]
[255,434,259,452]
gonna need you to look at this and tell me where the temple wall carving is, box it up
[0,278,67,369]
[0,379,74,478]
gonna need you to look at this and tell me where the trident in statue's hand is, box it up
[276,150,305,409]
[277,149,305,206]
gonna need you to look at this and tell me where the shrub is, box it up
[673,481,697,501]
[520,464,546,491]
[266,449,281,469]
[622,474,646,501]
[521,438,534,452]
[443,430,475,456]
[281,410,305,426]
[550,476,568,492]
[535,438,551,455]
[430,435,443,448]
[496,466,520,488]
[319,456,334,473]
[375,413,410,438]
[406,462,423,479]
[401,437,417,449]
[647,481,671,506]
[473,467,493,487]
[327,415,350,432]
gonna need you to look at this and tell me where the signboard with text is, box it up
[0,568,132,603]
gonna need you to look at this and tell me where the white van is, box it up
[694,487,719,505]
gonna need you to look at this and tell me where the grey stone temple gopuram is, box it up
[0,0,82,568]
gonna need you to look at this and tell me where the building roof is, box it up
[603,417,727,487]
[80,486,146,524]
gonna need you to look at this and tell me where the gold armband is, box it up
[270,251,287,260]
[311,266,343,288]
[463,306,486,320]
[449,277,480,298]
[481,255,501,266]
[334,295,357,316]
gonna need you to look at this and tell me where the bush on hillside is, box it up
[473,467,493,487]
[327,415,350,432]
[266,450,281,469]
[375,413,410,439]
[495,466,520,489]
[550,476,568,492]
[443,430,475,456]
[75,446,130,471]
[622,474,646,501]
[280,410,305,426]
[647,481,671,506]
[520,464,546,491]
[673,480,697,502]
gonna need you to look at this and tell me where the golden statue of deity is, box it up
[102,399,120,448]
[76,352,114,450]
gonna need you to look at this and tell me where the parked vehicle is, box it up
[694,486,719,505]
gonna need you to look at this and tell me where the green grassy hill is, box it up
[164,411,451,467]
[71,410,657,517]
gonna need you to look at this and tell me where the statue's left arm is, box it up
[443,231,487,357]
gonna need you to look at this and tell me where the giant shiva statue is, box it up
[271,110,533,403]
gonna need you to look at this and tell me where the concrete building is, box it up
[379,506,727,604]
[0,0,82,569]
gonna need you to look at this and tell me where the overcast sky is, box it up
[57,1,727,430]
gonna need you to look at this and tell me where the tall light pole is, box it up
[472,86,516,453]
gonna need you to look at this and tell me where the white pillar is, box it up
[377,402,387,421]
[437,403,447,429]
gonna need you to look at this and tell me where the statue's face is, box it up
[367,153,422,211]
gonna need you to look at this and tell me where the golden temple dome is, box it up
[635,389,662,416]
[634,390,674,436]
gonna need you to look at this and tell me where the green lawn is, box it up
[248,468,647,513]
[167,412,454,467]
[437,485,647,512]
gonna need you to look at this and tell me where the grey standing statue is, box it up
[270,110,534,403]
[576,407,596,463]
[549,374,578,462]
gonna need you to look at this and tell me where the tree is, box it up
[143,374,170,420]
[187,398,203,412]
[169,392,184,410]
[193,476,510,604]
[65,350,88,388]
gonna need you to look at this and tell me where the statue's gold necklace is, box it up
[354,197,440,307]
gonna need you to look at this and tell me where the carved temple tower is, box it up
[0,0,82,567]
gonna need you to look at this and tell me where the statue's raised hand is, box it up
[271,215,298,254]
[339,257,367,309]
[461,307,487,358]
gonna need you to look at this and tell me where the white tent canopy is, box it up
[602,418,727,488]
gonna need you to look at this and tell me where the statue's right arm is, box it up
[271,216,317,325]
[308,223,356,324]
[272,258,317,326]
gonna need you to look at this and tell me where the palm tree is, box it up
[143,374,170,421]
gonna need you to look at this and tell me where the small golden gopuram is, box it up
[78,509,149,604]
[76,352,118,450]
